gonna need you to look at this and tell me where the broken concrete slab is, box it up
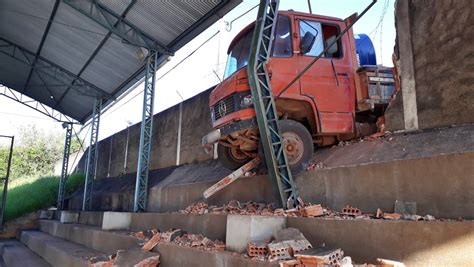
[274,228,308,242]
[59,211,79,224]
[102,212,132,230]
[226,215,286,253]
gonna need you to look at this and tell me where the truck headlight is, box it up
[210,107,215,122]
[240,94,254,108]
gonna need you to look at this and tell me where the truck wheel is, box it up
[279,120,314,174]
[218,144,252,171]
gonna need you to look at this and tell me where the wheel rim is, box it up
[282,132,304,165]
[229,147,248,162]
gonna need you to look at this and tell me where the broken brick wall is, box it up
[386,0,474,131]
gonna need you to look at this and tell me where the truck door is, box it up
[296,17,354,134]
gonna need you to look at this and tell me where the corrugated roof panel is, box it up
[81,37,143,92]
[40,2,110,75]
[98,0,131,17]
[121,1,220,45]
[0,0,54,53]
[61,89,96,120]
[0,0,242,123]
[0,55,32,90]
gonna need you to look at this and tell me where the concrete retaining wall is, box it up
[288,218,474,266]
[386,0,474,130]
[77,88,215,178]
[69,151,474,220]
[42,213,473,266]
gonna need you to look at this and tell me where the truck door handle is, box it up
[337,72,349,77]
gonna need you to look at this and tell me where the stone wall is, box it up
[385,0,474,131]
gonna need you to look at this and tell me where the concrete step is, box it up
[0,239,51,267]
[48,211,474,266]
[19,230,107,267]
[39,219,273,267]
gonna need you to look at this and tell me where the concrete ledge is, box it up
[39,220,139,254]
[130,213,227,241]
[20,230,106,267]
[39,219,273,267]
[59,211,79,224]
[72,152,474,220]
[288,217,474,266]
[78,211,103,227]
[0,240,50,267]
[102,211,131,230]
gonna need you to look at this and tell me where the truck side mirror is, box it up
[300,32,316,54]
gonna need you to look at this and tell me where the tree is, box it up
[0,124,75,180]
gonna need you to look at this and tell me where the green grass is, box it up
[4,173,84,221]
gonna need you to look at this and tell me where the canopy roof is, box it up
[0,0,240,123]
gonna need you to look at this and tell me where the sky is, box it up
[0,0,395,146]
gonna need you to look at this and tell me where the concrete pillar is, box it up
[226,215,286,253]
[396,0,419,131]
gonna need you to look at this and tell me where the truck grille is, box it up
[212,94,235,121]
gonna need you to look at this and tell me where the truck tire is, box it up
[218,144,252,171]
[279,119,314,174]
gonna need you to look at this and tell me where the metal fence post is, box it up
[57,123,73,210]
[0,135,14,230]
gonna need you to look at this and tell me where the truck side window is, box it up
[272,15,292,57]
[299,20,324,56]
[299,20,342,58]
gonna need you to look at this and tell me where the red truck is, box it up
[203,10,395,173]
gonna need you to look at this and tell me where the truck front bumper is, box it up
[201,118,257,146]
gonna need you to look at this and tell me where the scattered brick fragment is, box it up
[301,204,324,217]
[376,258,405,266]
[341,205,362,216]
[383,213,401,220]
[160,229,183,242]
[279,259,301,267]
[134,231,146,240]
[268,241,292,261]
[340,256,353,267]
[133,255,160,267]
[142,233,161,251]
[423,215,436,221]
[375,208,383,219]
[248,241,269,257]
[295,248,344,266]
[88,259,114,267]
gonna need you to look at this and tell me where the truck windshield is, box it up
[223,28,253,79]
[223,15,292,79]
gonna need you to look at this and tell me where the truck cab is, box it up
[205,11,395,172]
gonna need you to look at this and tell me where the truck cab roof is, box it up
[227,10,346,53]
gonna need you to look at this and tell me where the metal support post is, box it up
[0,135,14,230]
[57,123,73,210]
[134,49,157,212]
[247,0,299,209]
[82,99,102,211]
